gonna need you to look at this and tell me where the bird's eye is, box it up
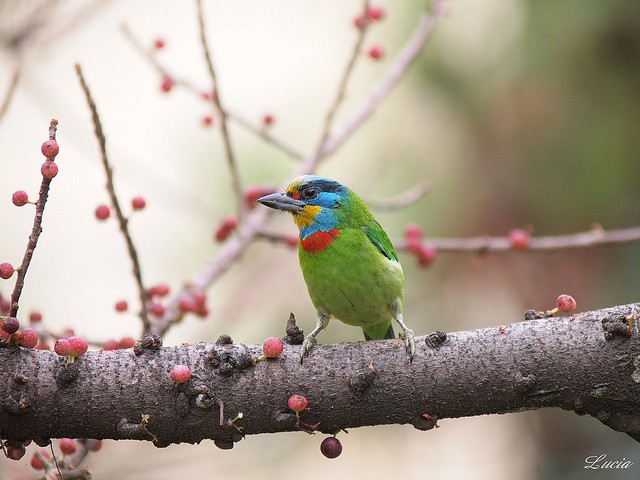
[301,187,319,200]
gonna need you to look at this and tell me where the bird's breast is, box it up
[300,228,341,253]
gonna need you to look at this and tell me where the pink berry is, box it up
[262,337,284,358]
[54,338,71,356]
[95,204,110,220]
[118,337,136,349]
[366,4,385,21]
[29,311,42,323]
[30,449,50,470]
[2,316,19,334]
[102,339,118,351]
[368,44,384,59]
[67,336,88,357]
[508,228,531,249]
[320,436,342,459]
[148,283,170,297]
[404,223,423,240]
[12,190,29,207]
[192,289,207,306]
[215,215,238,242]
[131,196,146,210]
[202,115,213,126]
[41,161,58,179]
[18,327,38,348]
[0,262,14,279]
[417,243,437,267]
[353,15,366,29]
[201,89,216,101]
[171,364,191,383]
[153,37,165,49]
[287,394,308,413]
[556,294,577,313]
[59,438,76,455]
[262,113,275,125]
[284,234,299,248]
[178,297,196,312]
[148,301,165,317]
[115,300,128,312]
[41,140,59,158]
[160,76,174,92]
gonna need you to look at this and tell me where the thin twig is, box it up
[9,119,58,318]
[75,64,151,332]
[313,0,370,159]
[364,178,431,210]
[0,62,20,125]
[257,225,640,253]
[196,0,244,218]
[120,23,305,161]
[317,0,449,161]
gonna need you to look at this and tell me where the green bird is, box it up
[258,175,415,360]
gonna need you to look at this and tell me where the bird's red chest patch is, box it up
[300,228,341,253]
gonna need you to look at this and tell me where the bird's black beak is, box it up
[257,192,306,212]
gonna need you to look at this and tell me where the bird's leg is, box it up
[300,308,330,362]
[392,302,415,361]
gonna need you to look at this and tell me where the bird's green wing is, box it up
[363,219,399,263]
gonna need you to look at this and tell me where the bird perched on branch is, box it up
[258,175,415,361]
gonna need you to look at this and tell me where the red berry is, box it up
[284,234,299,248]
[353,15,366,29]
[508,228,531,249]
[67,336,88,357]
[95,204,110,220]
[102,339,118,351]
[417,242,437,267]
[54,338,71,356]
[148,283,170,297]
[12,190,29,206]
[41,140,59,158]
[115,300,128,312]
[178,297,196,312]
[18,327,38,348]
[215,215,238,242]
[201,89,216,101]
[262,337,284,358]
[30,449,50,470]
[368,45,384,59]
[160,76,175,92]
[171,364,191,383]
[404,223,423,240]
[556,294,577,313]
[148,301,165,317]
[194,304,209,318]
[131,196,146,210]
[366,5,385,21]
[0,262,14,279]
[41,161,58,179]
[192,289,207,306]
[89,440,103,452]
[320,436,342,459]
[6,445,26,460]
[2,316,19,334]
[59,438,76,455]
[118,337,136,349]
[287,394,308,413]
[406,237,421,254]
[153,37,165,49]
[262,113,275,126]
[202,115,213,127]
[29,311,42,323]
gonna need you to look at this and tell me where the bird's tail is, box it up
[363,324,395,341]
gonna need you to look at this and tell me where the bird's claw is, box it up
[300,335,317,363]
[399,327,416,361]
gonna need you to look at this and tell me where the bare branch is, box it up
[196,0,244,217]
[75,64,150,332]
[364,178,431,210]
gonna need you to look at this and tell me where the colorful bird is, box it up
[258,175,415,361]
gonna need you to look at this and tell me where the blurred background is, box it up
[0,0,638,478]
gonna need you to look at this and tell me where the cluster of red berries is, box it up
[0,316,38,348]
[54,335,89,363]
[353,4,386,60]
[41,136,59,180]
[29,438,102,470]
[286,393,342,458]
[404,223,437,267]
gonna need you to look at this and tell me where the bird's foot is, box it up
[300,335,317,363]
[398,327,416,361]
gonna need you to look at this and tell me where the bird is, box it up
[258,175,415,361]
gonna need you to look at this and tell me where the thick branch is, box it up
[1,304,638,447]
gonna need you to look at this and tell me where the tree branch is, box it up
[2,303,638,446]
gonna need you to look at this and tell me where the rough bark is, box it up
[1,303,639,448]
